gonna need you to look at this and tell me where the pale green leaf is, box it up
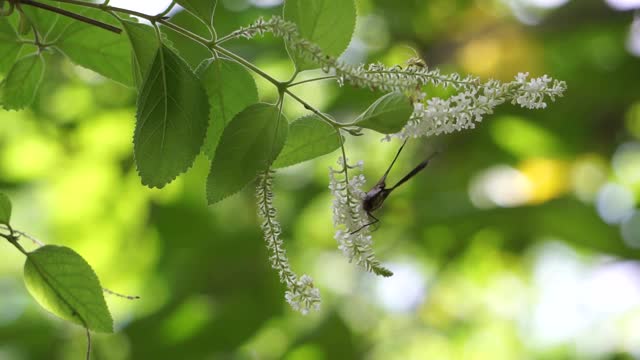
[134,45,210,188]
[121,20,158,87]
[24,245,113,333]
[207,104,288,204]
[55,7,133,86]
[0,192,11,225]
[273,115,340,168]
[199,58,258,158]
[283,0,356,70]
[0,18,23,74]
[354,92,413,134]
[175,0,217,28]
[0,53,45,110]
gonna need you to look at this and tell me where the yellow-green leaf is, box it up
[24,246,113,333]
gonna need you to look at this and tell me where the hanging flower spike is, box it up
[256,170,321,314]
[396,73,567,139]
[329,157,393,277]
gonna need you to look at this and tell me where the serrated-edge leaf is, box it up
[273,114,341,168]
[283,0,356,71]
[207,103,288,204]
[199,58,258,158]
[0,53,45,111]
[121,20,158,87]
[0,192,11,225]
[134,45,210,188]
[0,18,23,74]
[23,245,113,333]
[354,92,413,134]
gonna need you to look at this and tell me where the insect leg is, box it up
[350,212,380,234]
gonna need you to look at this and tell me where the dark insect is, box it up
[351,140,438,234]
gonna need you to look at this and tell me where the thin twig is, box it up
[102,287,140,300]
[85,327,91,360]
[13,229,45,247]
[19,0,122,34]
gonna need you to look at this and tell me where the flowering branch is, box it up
[397,72,567,139]
[217,16,480,92]
[256,170,321,314]
[329,156,393,277]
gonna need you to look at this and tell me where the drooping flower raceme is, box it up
[329,157,393,277]
[225,17,567,141]
[257,171,321,314]
[397,73,567,139]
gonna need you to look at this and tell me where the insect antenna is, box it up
[389,150,439,191]
[378,139,408,185]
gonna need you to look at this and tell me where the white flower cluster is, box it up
[221,17,482,93]
[398,73,567,139]
[256,171,321,314]
[329,157,393,277]
[224,18,566,140]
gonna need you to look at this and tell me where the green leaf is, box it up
[55,7,133,86]
[21,3,59,41]
[0,192,11,225]
[162,10,213,70]
[0,18,23,74]
[0,53,45,110]
[207,104,288,204]
[134,45,210,188]
[199,58,258,158]
[23,245,113,333]
[121,20,158,87]
[273,115,340,168]
[175,0,217,28]
[354,92,413,134]
[283,0,356,70]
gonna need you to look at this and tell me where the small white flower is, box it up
[398,73,566,139]
[328,157,393,277]
[257,171,321,314]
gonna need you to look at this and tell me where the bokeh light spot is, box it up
[375,262,427,312]
[612,142,640,186]
[606,0,640,10]
[628,17,640,57]
[596,183,635,224]
[571,155,609,203]
[469,165,533,208]
[519,158,570,204]
[491,116,564,158]
[621,211,640,248]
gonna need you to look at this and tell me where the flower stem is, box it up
[288,75,336,87]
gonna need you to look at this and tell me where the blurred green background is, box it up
[1,0,640,359]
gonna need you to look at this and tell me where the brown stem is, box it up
[18,0,122,34]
